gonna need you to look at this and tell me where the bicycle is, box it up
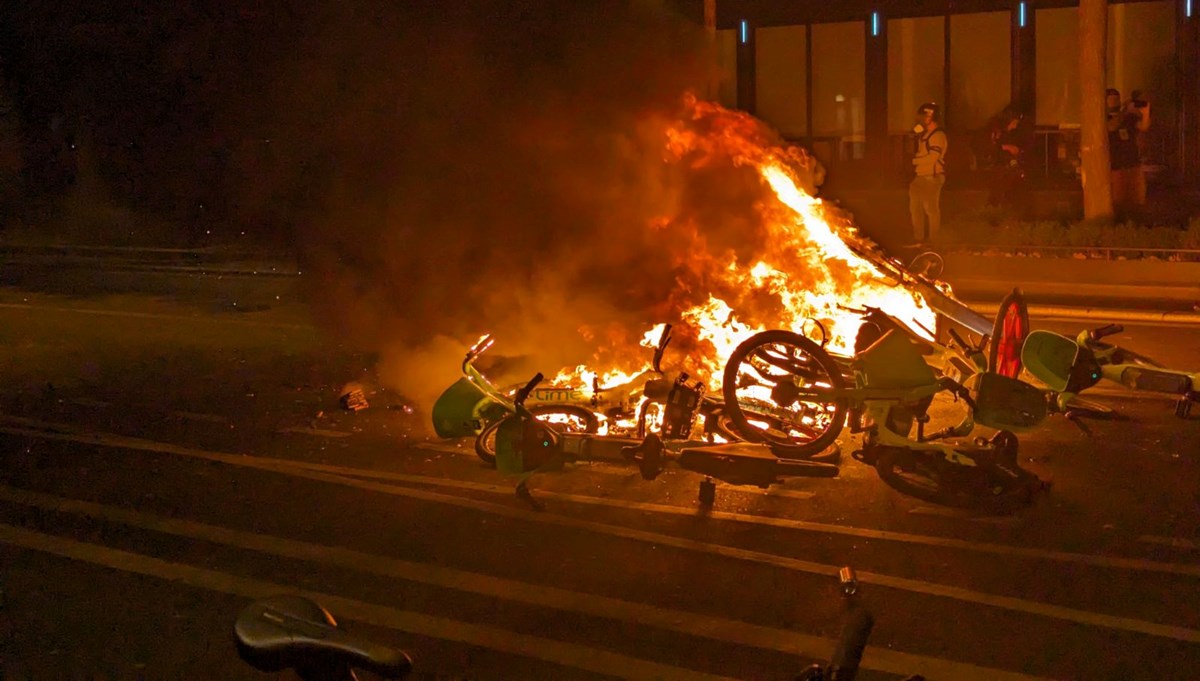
[722,308,1050,512]
[435,326,840,467]
[234,572,900,681]
[473,351,842,509]
[725,291,1016,458]
[1022,322,1200,420]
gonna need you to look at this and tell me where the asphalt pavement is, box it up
[0,285,1199,680]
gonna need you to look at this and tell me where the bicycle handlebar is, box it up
[1088,323,1124,342]
[652,324,673,372]
[465,334,494,364]
[513,373,543,407]
[946,327,972,354]
[937,376,977,411]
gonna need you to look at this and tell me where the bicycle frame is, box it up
[1023,325,1199,417]
[832,306,989,385]
[511,369,658,426]
[432,333,652,438]
[1083,331,1198,395]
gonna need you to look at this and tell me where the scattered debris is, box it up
[339,382,370,411]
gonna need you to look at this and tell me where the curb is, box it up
[966,302,1200,326]
[949,280,1200,305]
[1,256,300,278]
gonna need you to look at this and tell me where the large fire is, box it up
[550,97,935,404]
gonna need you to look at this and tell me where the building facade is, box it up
[709,0,1199,189]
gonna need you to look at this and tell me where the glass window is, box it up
[1036,7,1080,126]
[715,29,738,108]
[888,17,944,134]
[948,11,1011,131]
[755,25,807,139]
[811,21,865,157]
[1108,1,1175,122]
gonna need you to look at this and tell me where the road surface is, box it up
[1,289,1198,680]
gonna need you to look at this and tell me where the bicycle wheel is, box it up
[705,411,742,443]
[721,330,848,458]
[474,405,599,466]
[715,407,842,463]
[874,446,1042,514]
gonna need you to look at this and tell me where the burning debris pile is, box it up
[549,97,936,391]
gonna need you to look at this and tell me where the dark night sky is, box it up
[0,1,706,233]
[1,1,809,404]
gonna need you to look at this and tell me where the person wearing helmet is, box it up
[909,102,947,246]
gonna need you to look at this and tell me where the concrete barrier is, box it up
[943,253,1200,308]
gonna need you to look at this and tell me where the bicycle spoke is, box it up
[722,331,847,456]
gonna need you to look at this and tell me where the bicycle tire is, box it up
[717,409,842,463]
[474,405,599,466]
[874,447,1039,514]
[721,330,847,458]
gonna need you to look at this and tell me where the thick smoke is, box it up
[251,1,816,415]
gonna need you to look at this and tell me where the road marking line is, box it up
[413,442,468,454]
[0,415,1194,578]
[412,443,634,476]
[173,411,228,424]
[0,524,737,681]
[306,469,1200,645]
[0,486,1045,681]
[382,448,797,491]
[277,426,351,439]
[66,398,110,408]
[908,506,1022,526]
[1139,535,1200,551]
[762,488,817,500]
[285,463,1189,575]
[0,303,312,330]
[1,425,1197,644]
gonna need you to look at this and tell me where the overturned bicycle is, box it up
[429,236,1199,515]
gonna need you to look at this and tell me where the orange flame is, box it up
[556,98,935,393]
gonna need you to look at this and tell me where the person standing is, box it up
[909,102,947,246]
[1106,88,1151,221]
[987,109,1032,214]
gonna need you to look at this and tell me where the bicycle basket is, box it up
[972,372,1048,431]
[1021,330,1079,392]
[432,378,504,439]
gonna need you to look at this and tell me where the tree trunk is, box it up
[704,0,717,100]
[1079,0,1112,220]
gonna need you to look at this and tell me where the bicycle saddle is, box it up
[234,595,412,679]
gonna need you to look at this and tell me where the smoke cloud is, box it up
[243,1,818,414]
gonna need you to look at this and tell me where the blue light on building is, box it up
[1019,2,1027,27]
[740,20,748,44]
[871,12,880,37]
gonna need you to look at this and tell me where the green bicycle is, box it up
[1023,323,1199,419]
[721,295,1049,512]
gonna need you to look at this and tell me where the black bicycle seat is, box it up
[234,595,412,679]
